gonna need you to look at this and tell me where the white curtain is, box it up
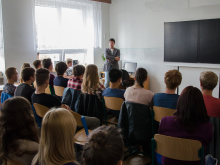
[34,0,102,50]
[0,0,3,49]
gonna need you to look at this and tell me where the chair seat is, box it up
[107,116,118,125]
[74,129,92,146]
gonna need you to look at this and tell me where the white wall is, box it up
[110,0,220,97]
[2,0,37,75]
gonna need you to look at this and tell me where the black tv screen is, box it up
[164,18,220,64]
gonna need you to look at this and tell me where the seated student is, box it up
[82,64,105,101]
[159,86,212,165]
[32,108,78,165]
[33,60,42,70]
[32,68,100,129]
[42,58,55,87]
[67,65,85,90]
[15,67,36,104]
[102,69,125,118]
[19,63,31,83]
[124,68,154,105]
[54,62,69,88]
[82,126,124,165]
[3,67,18,96]
[0,97,39,165]
[200,71,220,118]
[153,69,182,109]
[64,58,74,79]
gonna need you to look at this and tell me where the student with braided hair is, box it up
[82,126,124,165]
[124,68,154,105]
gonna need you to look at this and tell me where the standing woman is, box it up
[103,38,120,88]
[19,63,31,83]
[82,64,105,101]
[32,108,78,165]
[0,97,39,165]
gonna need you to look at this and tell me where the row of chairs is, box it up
[102,98,207,165]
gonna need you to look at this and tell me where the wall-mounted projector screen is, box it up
[164,18,220,64]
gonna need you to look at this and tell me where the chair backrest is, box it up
[45,85,51,94]
[33,103,50,117]
[1,92,13,104]
[54,86,65,97]
[104,96,124,110]
[6,158,24,165]
[71,111,83,127]
[153,106,176,122]
[153,134,203,161]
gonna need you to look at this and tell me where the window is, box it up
[65,53,86,65]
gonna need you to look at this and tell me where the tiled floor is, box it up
[123,154,151,165]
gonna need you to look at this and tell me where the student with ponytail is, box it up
[124,68,154,105]
[82,126,124,165]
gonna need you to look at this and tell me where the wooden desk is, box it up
[100,75,149,90]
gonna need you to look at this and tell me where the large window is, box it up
[35,0,99,66]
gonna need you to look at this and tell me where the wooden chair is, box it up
[33,103,50,118]
[102,96,124,126]
[71,111,92,146]
[54,86,65,97]
[151,106,176,135]
[151,134,204,165]
[5,158,24,165]
[45,85,51,94]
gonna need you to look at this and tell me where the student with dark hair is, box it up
[19,63,31,83]
[159,86,212,165]
[54,62,69,88]
[102,69,125,118]
[3,67,18,96]
[124,68,154,105]
[42,58,55,87]
[0,97,39,165]
[15,67,36,104]
[32,68,100,130]
[103,38,120,88]
[82,126,124,165]
[67,65,85,91]
[33,60,42,69]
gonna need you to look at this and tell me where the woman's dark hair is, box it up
[82,126,124,165]
[0,97,39,159]
[55,61,68,75]
[174,86,209,133]
[135,68,148,88]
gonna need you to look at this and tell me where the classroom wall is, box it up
[2,0,37,77]
[109,0,220,97]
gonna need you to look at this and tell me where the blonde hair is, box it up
[19,63,31,83]
[66,58,72,65]
[82,64,99,93]
[164,69,182,90]
[200,71,218,90]
[32,108,78,165]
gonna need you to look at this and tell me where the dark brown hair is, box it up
[33,60,42,69]
[55,62,68,76]
[0,97,39,159]
[82,126,124,165]
[135,68,148,88]
[42,58,52,69]
[36,68,50,86]
[21,67,35,82]
[174,86,209,133]
[5,67,16,79]
[73,65,85,77]
[164,69,182,90]
[109,38,115,43]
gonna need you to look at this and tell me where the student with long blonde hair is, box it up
[32,108,78,165]
[82,64,105,101]
[19,63,31,83]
